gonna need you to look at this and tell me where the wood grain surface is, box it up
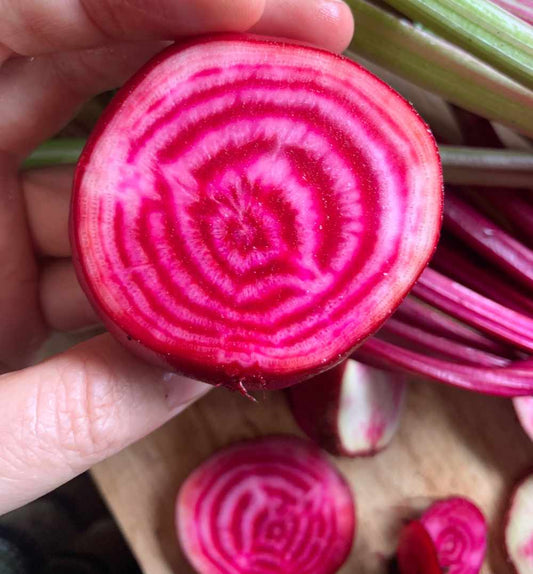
[92,378,533,573]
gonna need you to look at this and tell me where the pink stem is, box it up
[412,268,533,353]
[380,318,510,367]
[432,243,533,317]
[444,192,533,292]
[489,0,533,25]
[354,338,533,396]
[394,297,516,357]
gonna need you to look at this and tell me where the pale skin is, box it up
[0,0,354,514]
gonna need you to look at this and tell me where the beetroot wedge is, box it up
[288,359,406,456]
[420,497,487,574]
[397,520,442,574]
[71,34,442,390]
[505,473,533,574]
[175,436,355,574]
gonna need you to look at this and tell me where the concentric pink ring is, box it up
[71,34,442,389]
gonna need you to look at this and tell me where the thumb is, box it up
[0,334,210,514]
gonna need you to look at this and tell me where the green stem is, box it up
[24,139,86,169]
[379,0,533,89]
[440,146,533,188]
[346,0,533,137]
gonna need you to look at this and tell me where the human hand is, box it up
[0,0,354,515]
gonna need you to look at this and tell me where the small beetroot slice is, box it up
[176,436,355,574]
[71,34,442,390]
[514,397,533,442]
[288,359,406,456]
[397,521,442,574]
[420,497,487,574]
[505,473,533,574]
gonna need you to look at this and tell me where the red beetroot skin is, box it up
[176,436,355,574]
[71,34,442,391]
[397,520,442,574]
[505,472,533,574]
[288,359,406,456]
[420,497,487,574]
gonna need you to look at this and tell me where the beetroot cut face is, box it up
[505,473,533,574]
[420,497,487,574]
[175,436,355,574]
[71,34,442,390]
[288,359,406,456]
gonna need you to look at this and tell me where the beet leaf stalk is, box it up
[345,0,533,137]
[379,0,533,89]
[440,147,533,189]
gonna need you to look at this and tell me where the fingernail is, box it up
[319,0,349,20]
[162,373,211,415]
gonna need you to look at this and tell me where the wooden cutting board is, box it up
[92,378,533,573]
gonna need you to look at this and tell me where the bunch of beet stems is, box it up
[353,106,533,400]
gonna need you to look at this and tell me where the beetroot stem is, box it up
[432,243,533,317]
[444,192,533,291]
[394,297,516,357]
[354,337,533,396]
[380,317,510,367]
[413,268,533,353]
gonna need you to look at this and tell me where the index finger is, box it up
[0,0,265,57]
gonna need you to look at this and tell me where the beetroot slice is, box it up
[397,520,442,574]
[175,436,355,574]
[71,34,442,390]
[288,359,406,456]
[420,497,487,574]
[514,397,533,442]
[506,473,533,574]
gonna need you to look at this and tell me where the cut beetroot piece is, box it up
[420,497,487,574]
[288,359,406,456]
[397,520,442,574]
[505,473,533,574]
[175,436,355,574]
[514,396,533,442]
[71,34,442,390]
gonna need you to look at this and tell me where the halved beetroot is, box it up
[505,472,533,574]
[175,436,355,574]
[288,359,406,456]
[71,34,442,390]
[420,497,487,574]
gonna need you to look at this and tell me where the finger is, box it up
[0,42,170,156]
[24,166,73,257]
[1,1,354,156]
[0,334,211,514]
[0,0,265,56]
[252,0,354,53]
[40,259,100,332]
[0,155,47,368]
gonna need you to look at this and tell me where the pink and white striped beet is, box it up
[420,497,487,574]
[288,359,406,456]
[505,472,533,574]
[176,436,355,574]
[71,34,442,390]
